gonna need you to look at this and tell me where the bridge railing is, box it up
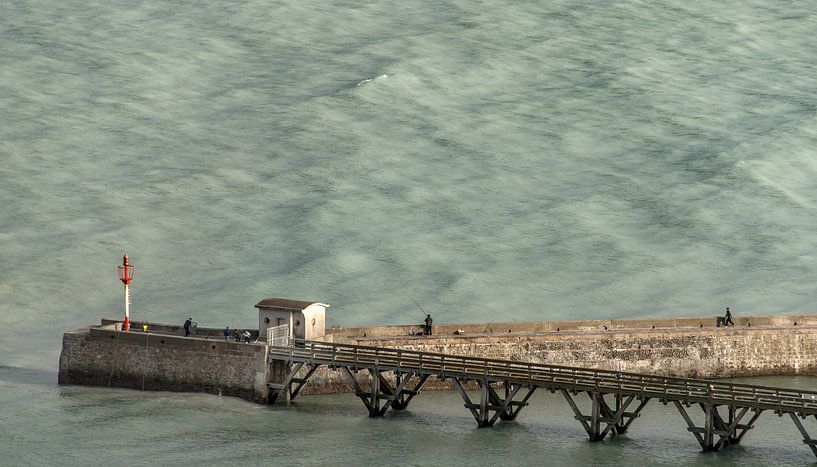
[268,339,817,414]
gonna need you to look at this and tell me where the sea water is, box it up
[3,0,817,464]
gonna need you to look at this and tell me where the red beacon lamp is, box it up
[117,253,135,331]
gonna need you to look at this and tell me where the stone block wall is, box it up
[60,315,817,402]
[59,326,274,403]
[298,324,817,395]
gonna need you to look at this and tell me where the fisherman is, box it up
[724,307,734,327]
[424,314,433,336]
[183,317,192,336]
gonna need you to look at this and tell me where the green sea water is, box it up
[3,0,817,464]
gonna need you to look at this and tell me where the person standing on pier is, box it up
[424,314,433,336]
[724,307,734,326]
[223,326,230,340]
[183,317,192,336]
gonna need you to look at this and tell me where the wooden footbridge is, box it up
[268,340,817,457]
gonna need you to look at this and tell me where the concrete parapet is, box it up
[328,314,817,342]
[100,318,259,340]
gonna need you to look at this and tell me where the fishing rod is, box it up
[409,296,429,317]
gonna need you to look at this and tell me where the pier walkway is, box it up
[268,339,817,457]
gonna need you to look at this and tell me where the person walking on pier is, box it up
[183,317,192,336]
[724,307,734,326]
[424,314,433,336]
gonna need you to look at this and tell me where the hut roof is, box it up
[254,298,329,311]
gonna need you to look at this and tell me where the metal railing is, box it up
[266,324,291,347]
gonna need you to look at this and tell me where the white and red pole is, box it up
[124,282,130,331]
[118,253,135,331]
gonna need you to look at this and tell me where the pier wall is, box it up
[59,314,817,401]
[300,315,817,395]
[58,325,279,403]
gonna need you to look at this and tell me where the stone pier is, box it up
[59,313,817,402]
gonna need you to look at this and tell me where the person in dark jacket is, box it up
[183,318,192,336]
[424,314,433,336]
[724,307,734,326]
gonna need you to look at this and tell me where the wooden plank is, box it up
[674,400,705,448]
[561,389,593,437]
[290,364,321,399]
[451,377,480,423]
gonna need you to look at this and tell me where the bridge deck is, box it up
[268,339,817,458]
[270,340,817,414]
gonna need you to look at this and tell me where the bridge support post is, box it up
[452,378,537,427]
[390,372,430,410]
[560,390,649,441]
[267,362,322,404]
[673,401,762,452]
[789,413,817,457]
[342,367,428,417]
[496,381,537,421]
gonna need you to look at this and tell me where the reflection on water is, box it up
[0,366,56,385]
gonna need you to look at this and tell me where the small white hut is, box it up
[255,298,329,342]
